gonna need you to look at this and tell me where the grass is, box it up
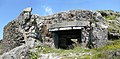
[28,45,92,59]
[94,41,120,51]
[91,39,120,59]
[105,15,116,20]
[28,39,120,59]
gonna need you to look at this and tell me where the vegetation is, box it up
[92,39,120,59]
[28,39,120,59]
[105,15,116,20]
[97,10,120,20]
[97,10,120,34]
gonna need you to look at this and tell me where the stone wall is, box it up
[1,8,109,53]
[2,20,23,53]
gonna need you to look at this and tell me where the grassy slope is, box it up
[97,10,120,34]
[28,39,120,59]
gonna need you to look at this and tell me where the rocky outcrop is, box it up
[18,7,42,48]
[1,7,43,53]
[2,20,23,53]
[98,10,120,40]
[1,8,110,54]
[0,45,29,59]
[108,17,120,40]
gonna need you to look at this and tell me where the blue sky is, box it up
[0,0,120,39]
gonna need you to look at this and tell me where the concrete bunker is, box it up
[49,21,90,49]
[52,29,82,49]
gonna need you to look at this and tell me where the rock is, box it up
[115,51,120,56]
[0,45,29,59]
[1,20,24,53]
[106,49,120,58]
[93,11,104,22]
[24,26,29,31]
[23,7,32,12]
[90,27,108,48]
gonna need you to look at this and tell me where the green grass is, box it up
[91,39,120,59]
[94,42,120,51]
[28,39,120,59]
[105,15,116,20]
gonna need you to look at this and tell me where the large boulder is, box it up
[0,45,29,59]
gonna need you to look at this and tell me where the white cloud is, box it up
[43,6,54,15]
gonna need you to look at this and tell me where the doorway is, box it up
[52,29,82,49]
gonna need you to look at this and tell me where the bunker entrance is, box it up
[52,29,82,49]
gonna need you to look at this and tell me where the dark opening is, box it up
[52,29,82,49]
[108,32,120,40]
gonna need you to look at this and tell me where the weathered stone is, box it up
[90,27,108,48]
[24,26,29,31]
[0,45,29,59]
[23,7,32,12]
[1,8,110,54]
[1,20,24,53]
